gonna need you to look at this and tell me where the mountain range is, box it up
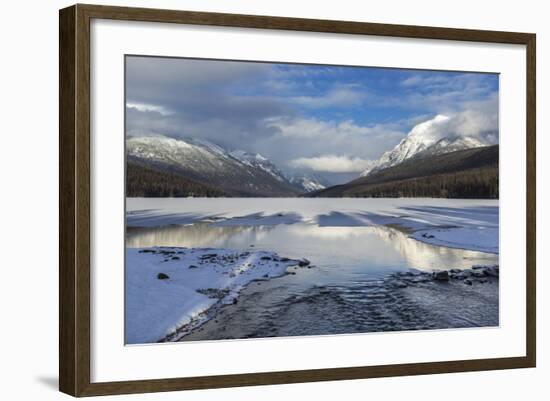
[126,136,327,197]
[126,122,498,198]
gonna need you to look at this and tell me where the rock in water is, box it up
[484,266,499,277]
[411,275,431,283]
[471,270,485,278]
[450,268,461,274]
[433,270,449,281]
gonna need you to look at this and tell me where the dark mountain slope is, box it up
[127,136,299,197]
[309,145,498,198]
[127,160,226,197]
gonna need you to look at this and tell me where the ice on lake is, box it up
[125,198,499,343]
[127,197,499,254]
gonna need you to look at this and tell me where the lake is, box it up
[126,198,499,341]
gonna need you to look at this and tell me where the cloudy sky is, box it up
[126,56,498,183]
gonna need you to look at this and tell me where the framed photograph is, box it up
[59,4,536,397]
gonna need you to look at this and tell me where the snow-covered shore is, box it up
[125,246,302,344]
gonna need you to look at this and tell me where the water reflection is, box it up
[127,222,497,277]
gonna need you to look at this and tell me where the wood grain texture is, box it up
[75,4,92,396]
[59,3,537,397]
[525,34,536,367]
[78,3,533,43]
[59,5,76,396]
[78,356,533,396]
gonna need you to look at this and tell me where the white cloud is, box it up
[264,116,400,139]
[406,96,499,143]
[400,75,423,87]
[126,102,173,116]
[257,116,405,167]
[289,155,374,173]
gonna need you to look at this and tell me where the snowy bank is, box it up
[126,247,300,344]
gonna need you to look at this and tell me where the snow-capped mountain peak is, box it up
[229,149,287,182]
[127,135,298,196]
[127,135,224,167]
[288,174,329,193]
[360,114,496,176]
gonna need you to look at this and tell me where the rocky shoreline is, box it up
[385,264,499,288]
[178,263,499,341]
[127,247,499,343]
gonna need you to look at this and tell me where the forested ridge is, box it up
[126,161,226,197]
[310,145,499,198]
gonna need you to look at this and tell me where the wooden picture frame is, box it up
[59,3,536,397]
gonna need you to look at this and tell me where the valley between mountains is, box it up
[126,128,498,198]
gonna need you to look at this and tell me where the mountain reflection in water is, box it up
[126,222,497,276]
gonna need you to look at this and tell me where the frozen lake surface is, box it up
[127,198,499,253]
[125,198,499,343]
